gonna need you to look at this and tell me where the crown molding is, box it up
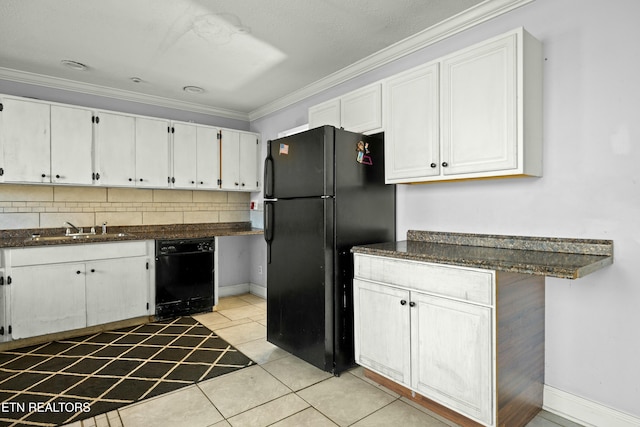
[248,0,534,121]
[0,0,533,123]
[0,67,250,121]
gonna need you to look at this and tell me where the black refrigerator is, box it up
[263,125,395,374]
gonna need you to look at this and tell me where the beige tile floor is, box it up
[65,294,584,427]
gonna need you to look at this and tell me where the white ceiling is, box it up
[0,0,530,121]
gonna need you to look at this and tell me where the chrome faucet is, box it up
[64,221,83,235]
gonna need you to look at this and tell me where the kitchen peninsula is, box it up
[351,230,613,427]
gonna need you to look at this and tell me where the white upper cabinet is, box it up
[239,131,260,191]
[195,125,221,189]
[136,117,170,188]
[0,97,51,183]
[385,27,542,183]
[441,32,518,177]
[308,83,383,134]
[220,130,260,191]
[50,104,94,185]
[308,99,340,129]
[340,84,383,134]
[0,93,258,192]
[171,122,221,190]
[170,122,198,189]
[384,63,440,182]
[93,111,136,186]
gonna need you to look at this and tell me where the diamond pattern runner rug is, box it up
[0,316,254,426]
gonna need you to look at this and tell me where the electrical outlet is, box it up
[258,265,263,275]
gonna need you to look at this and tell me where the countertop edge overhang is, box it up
[0,222,264,248]
[351,230,614,280]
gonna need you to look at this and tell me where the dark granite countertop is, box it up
[352,230,613,279]
[0,222,263,248]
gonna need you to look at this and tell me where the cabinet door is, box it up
[0,268,6,343]
[195,126,220,189]
[9,263,87,339]
[0,97,51,183]
[220,130,240,190]
[136,117,170,188]
[239,132,259,191]
[85,257,150,326]
[384,63,439,183]
[411,292,493,425]
[171,122,197,189]
[353,279,411,386]
[308,99,340,129]
[94,111,136,186]
[441,34,517,176]
[50,104,94,185]
[341,83,382,134]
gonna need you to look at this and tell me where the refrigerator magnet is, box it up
[356,141,372,165]
[279,143,289,155]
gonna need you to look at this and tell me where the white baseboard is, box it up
[543,385,640,427]
[218,283,250,297]
[249,284,267,299]
[218,283,266,299]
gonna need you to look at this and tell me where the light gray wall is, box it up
[217,235,253,287]
[251,0,640,417]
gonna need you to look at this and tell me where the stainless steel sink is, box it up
[26,233,129,242]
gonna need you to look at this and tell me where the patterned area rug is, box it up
[0,317,254,426]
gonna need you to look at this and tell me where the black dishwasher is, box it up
[155,238,214,319]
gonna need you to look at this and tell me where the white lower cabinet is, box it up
[85,256,150,327]
[353,252,546,427]
[10,263,87,339]
[5,241,152,340]
[0,266,6,342]
[353,253,495,426]
[411,291,492,424]
[353,279,411,385]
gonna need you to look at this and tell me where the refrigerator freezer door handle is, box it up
[264,141,274,198]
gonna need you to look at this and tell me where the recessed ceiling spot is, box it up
[183,85,204,94]
[130,77,143,83]
[60,60,88,71]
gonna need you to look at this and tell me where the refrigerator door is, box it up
[265,197,335,371]
[264,126,334,199]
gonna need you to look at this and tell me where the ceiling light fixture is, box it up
[130,77,143,83]
[183,85,204,94]
[60,60,88,71]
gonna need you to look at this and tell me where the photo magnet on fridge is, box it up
[356,140,372,165]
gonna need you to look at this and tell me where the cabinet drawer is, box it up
[9,241,149,267]
[354,254,494,305]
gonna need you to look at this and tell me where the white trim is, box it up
[248,0,535,120]
[249,284,267,299]
[218,283,251,298]
[217,282,266,299]
[277,124,309,138]
[0,0,533,122]
[0,67,250,121]
[543,385,640,427]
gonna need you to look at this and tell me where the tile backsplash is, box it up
[0,184,250,229]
